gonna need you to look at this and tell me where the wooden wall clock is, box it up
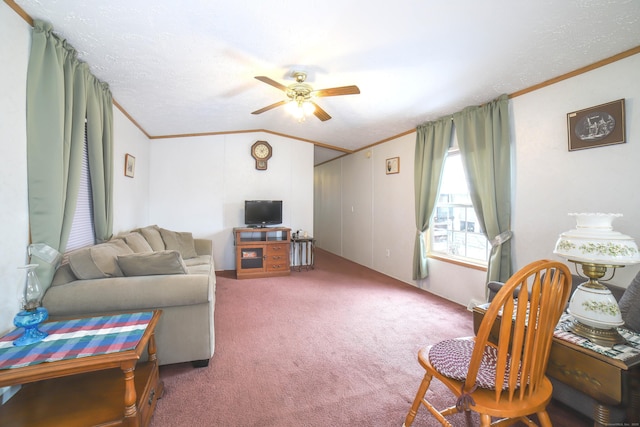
[251,140,272,170]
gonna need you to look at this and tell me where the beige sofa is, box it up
[42,225,216,367]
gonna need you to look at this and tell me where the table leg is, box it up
[629,385,640,423]
[593,403,610,427]
[148,332,157,363]
[122,361,139,426]
[309,239,315,269]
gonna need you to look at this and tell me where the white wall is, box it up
[371,135,418,281]
[149,132,314,271]
[315,52,640,307]
[512,53,640,288]
[314,159,342,254]
[341,150,374,267]
[112,108,151,234]
[315,135,487,306]
[0,3,31,335]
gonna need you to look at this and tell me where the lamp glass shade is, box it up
[567,284,624,329]
[20,264,44,311]
[553,213,640,265]
[554,213,640,334]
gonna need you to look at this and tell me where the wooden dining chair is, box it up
[403,259,572,427]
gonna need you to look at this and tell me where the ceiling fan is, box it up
[251,71,360,121]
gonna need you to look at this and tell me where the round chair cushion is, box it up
[428,338,519,390]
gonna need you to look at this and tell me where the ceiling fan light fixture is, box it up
[302,100,315,115]
[286,100,305,121]
[286,95,315,122]
[252,72,358,122]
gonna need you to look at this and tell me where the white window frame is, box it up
[427,149,489,269]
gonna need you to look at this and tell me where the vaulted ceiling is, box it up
[11,0,640,164]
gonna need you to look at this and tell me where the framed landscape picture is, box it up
[567,99,625,151]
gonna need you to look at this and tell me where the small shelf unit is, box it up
[234,227,291,279]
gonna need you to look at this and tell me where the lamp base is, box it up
[568,318,626,347]
[13,307,48,346]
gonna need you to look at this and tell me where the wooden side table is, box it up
[291,236,315,271]
[472,305,640,427]
[0,310,163,427]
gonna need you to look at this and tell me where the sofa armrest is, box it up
[487,281,505,302]
[488,274,627,303]
[194,238,212,256]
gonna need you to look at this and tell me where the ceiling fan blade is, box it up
[251,100,287,115]
[311,102,332,121]
[313,85,360,97]
[254,76,287,91]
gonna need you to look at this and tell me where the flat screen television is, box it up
[244,200,283,227]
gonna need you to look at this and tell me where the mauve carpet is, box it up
[151,249,590,427]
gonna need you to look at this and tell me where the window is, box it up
[429,150,489,265]
[66,121,96,252]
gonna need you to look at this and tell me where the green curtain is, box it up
[453,94,512,283]
[413,118,452,280]
[86,75,114,242]
[26,20,114,288]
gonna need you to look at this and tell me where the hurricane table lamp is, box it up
[13,264,48,346]
[553,213,640,346]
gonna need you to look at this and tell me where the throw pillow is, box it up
[159,228,198,259]
[619,270,640,332]
[138,225,165,251]
[117,250,188,276]
[68,240,134,279]
[68,247,103,280]
[122,232,153,253]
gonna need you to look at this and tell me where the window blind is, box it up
[66,121,96,252]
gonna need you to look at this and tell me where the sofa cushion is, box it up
[183,254,211,267]
[160,228,198,259]
[68,240,133,279]
[186,263,212,275]
[619,271,640,332]
[138,225,165,251]
[121,232,153,253]
[118,250,188,276]
[50,263,77,287]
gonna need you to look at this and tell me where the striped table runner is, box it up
[0,311,154,370]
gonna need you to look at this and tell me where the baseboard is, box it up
[466,298,484,311]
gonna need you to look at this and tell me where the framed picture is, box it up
[567,99,625,151]
[386,157,400,174]
[124,153,136,178]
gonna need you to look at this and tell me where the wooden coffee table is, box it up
[0,310,163,427]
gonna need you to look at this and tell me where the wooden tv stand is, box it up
[234,227,291,279]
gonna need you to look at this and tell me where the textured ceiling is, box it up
[12,0,640,164]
